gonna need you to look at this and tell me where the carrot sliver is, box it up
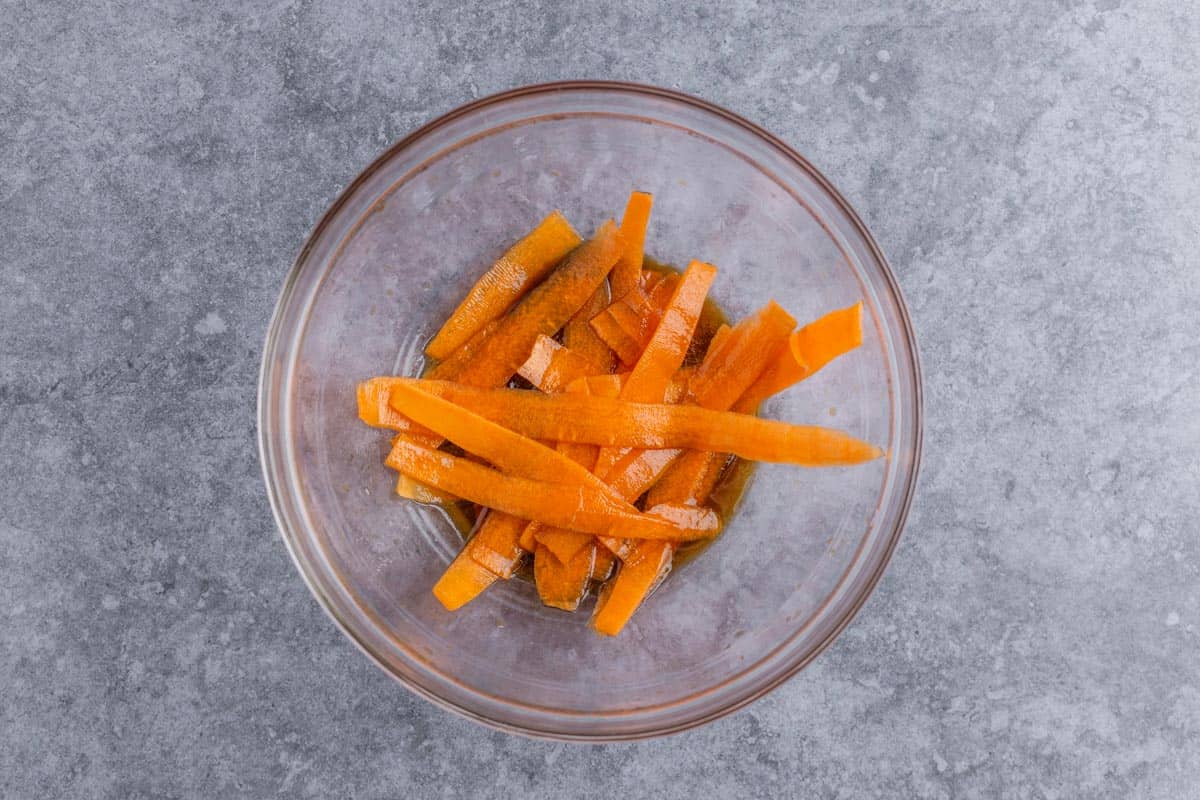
[535,528,594,564]
[590,546,616,581]
[610,191,653,299]
[738,302,864,409]
[563,283,616,373]
[592,540,673,635]
[534,543,595,611]
[687,300,797,410]
[433,548,501,611]
[447,221,624,388]
[588,306,645,365]
[394,381,883,466]
[386,381,623,496]
[385,440,719,541]
[395,473,458,505]
[425,211,582,360]
[592,260,716,476]
[427,318,503,382]
[517,336,603,394]
[465,511,529,579]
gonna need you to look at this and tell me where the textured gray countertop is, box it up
[3,2,1198,797]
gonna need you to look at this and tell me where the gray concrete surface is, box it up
[3,1,1199,797]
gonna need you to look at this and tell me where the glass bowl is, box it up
[258,81,922,740]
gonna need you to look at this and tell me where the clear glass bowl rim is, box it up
[257,80,923,741]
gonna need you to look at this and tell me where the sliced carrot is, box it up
[392,381,883,466]
[518,522,537,552]
[592,260,716,476]
[563,284,616,373]
[427,318,502,381]
[535,527,594,564]
[425,211,582,360]
[395,473,459,505]
[386,381,624,496]
[620,261,717,404]
[589,272,679,366]
[738,302,864,409]
[448,220,624,388]
[644,448,731,508]
[610,191,653,299]
[433,547,500,611]
[534,543,596,611]
[385,439,720,541]
[465,511,529,579]
[687,300,797,410]
[591,546,616,581]
[592,540,673,635]
[516,335,603,394]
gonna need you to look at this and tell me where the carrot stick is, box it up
[464,511,529,579]
[591,260,716,476]
[448,220,624,388]
[390,381,883,466]
[589,272,679,366]
[610,302,863,632]
[687,300,797,410]
[516,335,603,394]
[590,546,616,581]
[592,540,673,635]
[534,543,596,611]
[385,439,719,541]
[621,261,717,404]
[426,318,502,381]
[563,284,616,373]
[534,527,594,564]
[610,191,653,299]
[395,473,459,505]
[737,302,864,409]
[425,211,582,360]
[433,547,501,611]
[386,381,624,496]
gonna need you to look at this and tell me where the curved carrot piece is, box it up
[425,211,582,360]
[610,191,653,299]
[738,302,864,409]
[433,547,500,611]
[592,540,673,635]
[517,335,602,394]
[385,440,719,541]
[534,543,595,611]
[386,381,623,497]
[442,221,623,389]
[687,300,797,410]
[563,283,616,373]
[392,381,883,466]
[592,260,716,477]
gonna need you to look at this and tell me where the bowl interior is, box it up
[262,85,920,738]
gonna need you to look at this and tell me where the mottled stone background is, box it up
[3,1,1198,797]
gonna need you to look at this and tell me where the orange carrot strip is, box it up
[687,300,797,410]
[609,303,862,632]
[433,547,501,611]
[449,221,624,388]
[588,306,644,365]
[610,191,653,299]
[395,473,459,505]
[563,283,616,373]
[591,261,716,476]
[396,381,882,466]
[385,440,718,541]
[590,546,616,582]
[425,211,582,360]
[518,523,537,552]
[534,527,594,564]
[516,335,603,394]
[464,511,529,579]
[427,318,502,381]
[387,381,628,498]
[621,261,717,403]
[738,302,864,409]
[592,540,673,635]
[534,543,596,611]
